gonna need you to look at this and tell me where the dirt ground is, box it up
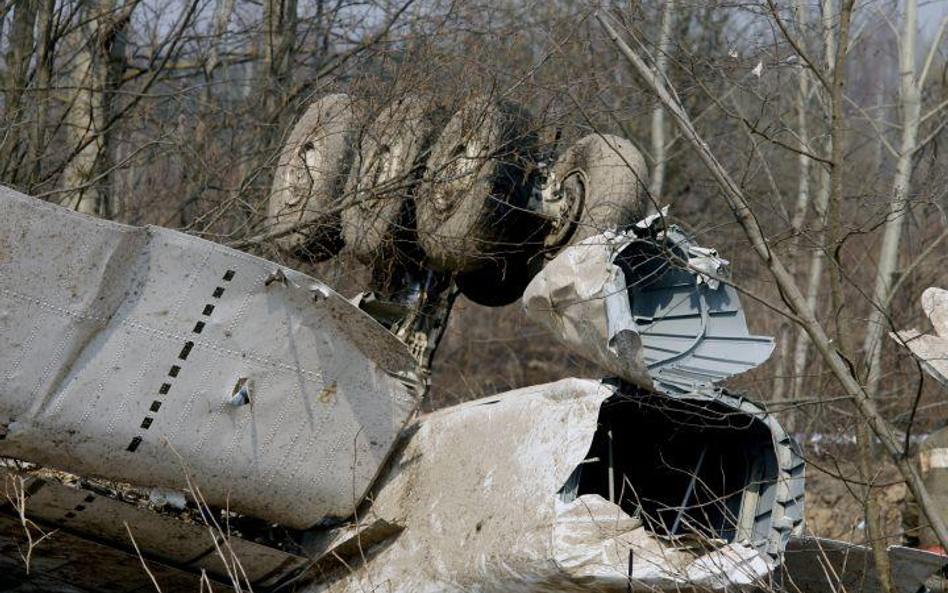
[804,453,908,544]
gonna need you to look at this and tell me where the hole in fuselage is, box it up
[561,391,777,545]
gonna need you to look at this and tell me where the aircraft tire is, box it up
[415,98,540,273]
[341,97,443,263]
[267,93,356,260]
[555,133,648,245]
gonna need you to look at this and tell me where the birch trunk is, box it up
[790,0,835,403]
[776,0,814,406]
[862,0,931,395]
[597,13,948,555]
[790,0,811,233]
[648,0,675,202]
[60,0,129,218]
[790,172,828,401]
[854,8,946,585]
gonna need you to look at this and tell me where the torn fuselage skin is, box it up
[303,379,804,593]
[300,211,801,593]
[523,212,775,394]
[0,187,805,592]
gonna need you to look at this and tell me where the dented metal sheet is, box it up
[782,536,948,593]
[0,467,307,589]
[523,220,774,391]
[626,228,774,391]
[523,234,653,389]
[0,186,420,529]
[893,287,948,386]
[0,512,213,593]
[309,378,777,593]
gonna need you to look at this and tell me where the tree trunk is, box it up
[236,0,297,216]
[261,0,297,123]
[97,3,129,220]
[206,0,235,76]
[60,11,103,213]
[27,0,56,191]
[597,10,948,557]
[777,0,814,409]
[648,0,675,203]
[790,170,829,403]
[1,0,39,183]
[790,0,836,404]
[862,0,925,395]
[60,0,129,219]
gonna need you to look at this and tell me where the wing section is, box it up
[0,186,420,528]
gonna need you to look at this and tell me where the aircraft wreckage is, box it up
[0,94,944,592]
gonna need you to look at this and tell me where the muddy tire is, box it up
[267,93,356,260]
[555,134,648,245]
[415,98,540,272]
[341,97,441,263]
[456,254,533,307]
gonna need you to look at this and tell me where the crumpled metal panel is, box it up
[0,186,420,528]
[523,220,774,392]
[782,536,948,593]
[0,467,307,588]
[626,227,774,391]
[310,378,778,593]
[0,512,210,593]
[522,233,653,390]
[685,389,806,560]
[893,287,948,386]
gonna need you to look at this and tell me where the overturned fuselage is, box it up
[304,378,804,593]
[0,186,804,592]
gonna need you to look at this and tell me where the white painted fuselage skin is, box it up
[304,378,773,593]
[0,185,420,529]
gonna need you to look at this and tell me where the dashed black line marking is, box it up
[130,272,231,453]
[58,496,95,524]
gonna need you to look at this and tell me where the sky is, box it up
[920,0,948,37]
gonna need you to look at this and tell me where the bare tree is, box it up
[862,1,947,400]
[648,0,675,203]
[0,0,37,180]
[597,5,948,558]
[60,0,132,217]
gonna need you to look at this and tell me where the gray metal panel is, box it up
[653,388,806,561]
[625,229,775,392]
[783,536,948,593]
[0,186,420,528]
[0,467,309,588]
[523,221,773,391]
[0,512,218,593]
